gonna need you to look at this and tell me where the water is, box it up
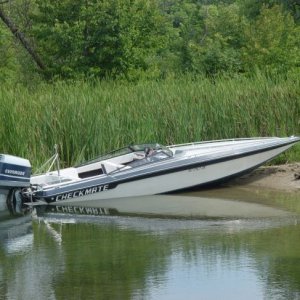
[1,187,300,300]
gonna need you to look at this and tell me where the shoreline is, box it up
[227,163,300,192]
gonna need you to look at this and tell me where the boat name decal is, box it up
[4,169,25,176]
[52,205,110,216]
[54,183,115,201]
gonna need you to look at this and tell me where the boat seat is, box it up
[31,167,79,186]
[58,167,79,179]
[101,161,131,174]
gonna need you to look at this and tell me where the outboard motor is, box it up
[0,154,31,216]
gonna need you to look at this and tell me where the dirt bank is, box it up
[228,163,300,192]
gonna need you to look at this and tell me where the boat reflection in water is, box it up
[1,190,300,300]
[35,191,295,220]
[0,215,32,246]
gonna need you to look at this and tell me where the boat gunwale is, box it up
[167,136,300,149]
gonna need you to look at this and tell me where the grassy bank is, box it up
[0,74,299,170]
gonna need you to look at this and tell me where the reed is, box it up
[0,73,299,170]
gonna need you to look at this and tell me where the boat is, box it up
[22,136,299,205]
[0,154,31,216]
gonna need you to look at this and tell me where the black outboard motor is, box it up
[0,154,31,216]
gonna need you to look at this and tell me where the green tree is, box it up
[169,2,246,76]
[32,0,171,80]
[162,0,217,74]
[193,3,246,75]
[0,1,44,84]
[242,5,300,74]
[238,0,300,23]
[0,23,18,83]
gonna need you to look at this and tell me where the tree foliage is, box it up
[0,0,300,81]
[242,5,300,74]
[31,0,171,79]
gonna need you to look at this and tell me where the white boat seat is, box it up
[101,161,131,174]
[58,167,79,179]
[31,167,79,186]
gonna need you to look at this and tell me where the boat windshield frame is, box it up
[76,143,172,167]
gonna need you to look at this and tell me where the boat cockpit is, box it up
[31,144,173,186]
[77,143,173,176]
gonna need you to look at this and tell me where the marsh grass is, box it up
[0,74,299,170]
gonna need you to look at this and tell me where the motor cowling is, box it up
[0,154,31,215]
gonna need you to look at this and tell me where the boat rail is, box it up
[167,137,284,149]
[34,144,61,176]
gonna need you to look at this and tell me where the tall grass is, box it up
[0,73,299,170]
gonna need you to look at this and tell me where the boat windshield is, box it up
[129,143,172,155]
[76,143,172,167]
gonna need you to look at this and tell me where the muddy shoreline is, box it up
[227,163,300,192]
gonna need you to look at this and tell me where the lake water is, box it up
[1,187,300,300]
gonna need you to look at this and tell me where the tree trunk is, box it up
[0,7,46,70]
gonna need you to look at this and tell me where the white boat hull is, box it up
[56,143,292,203]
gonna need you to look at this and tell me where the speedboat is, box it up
[23,136,299,205]
[0,154,31,216]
